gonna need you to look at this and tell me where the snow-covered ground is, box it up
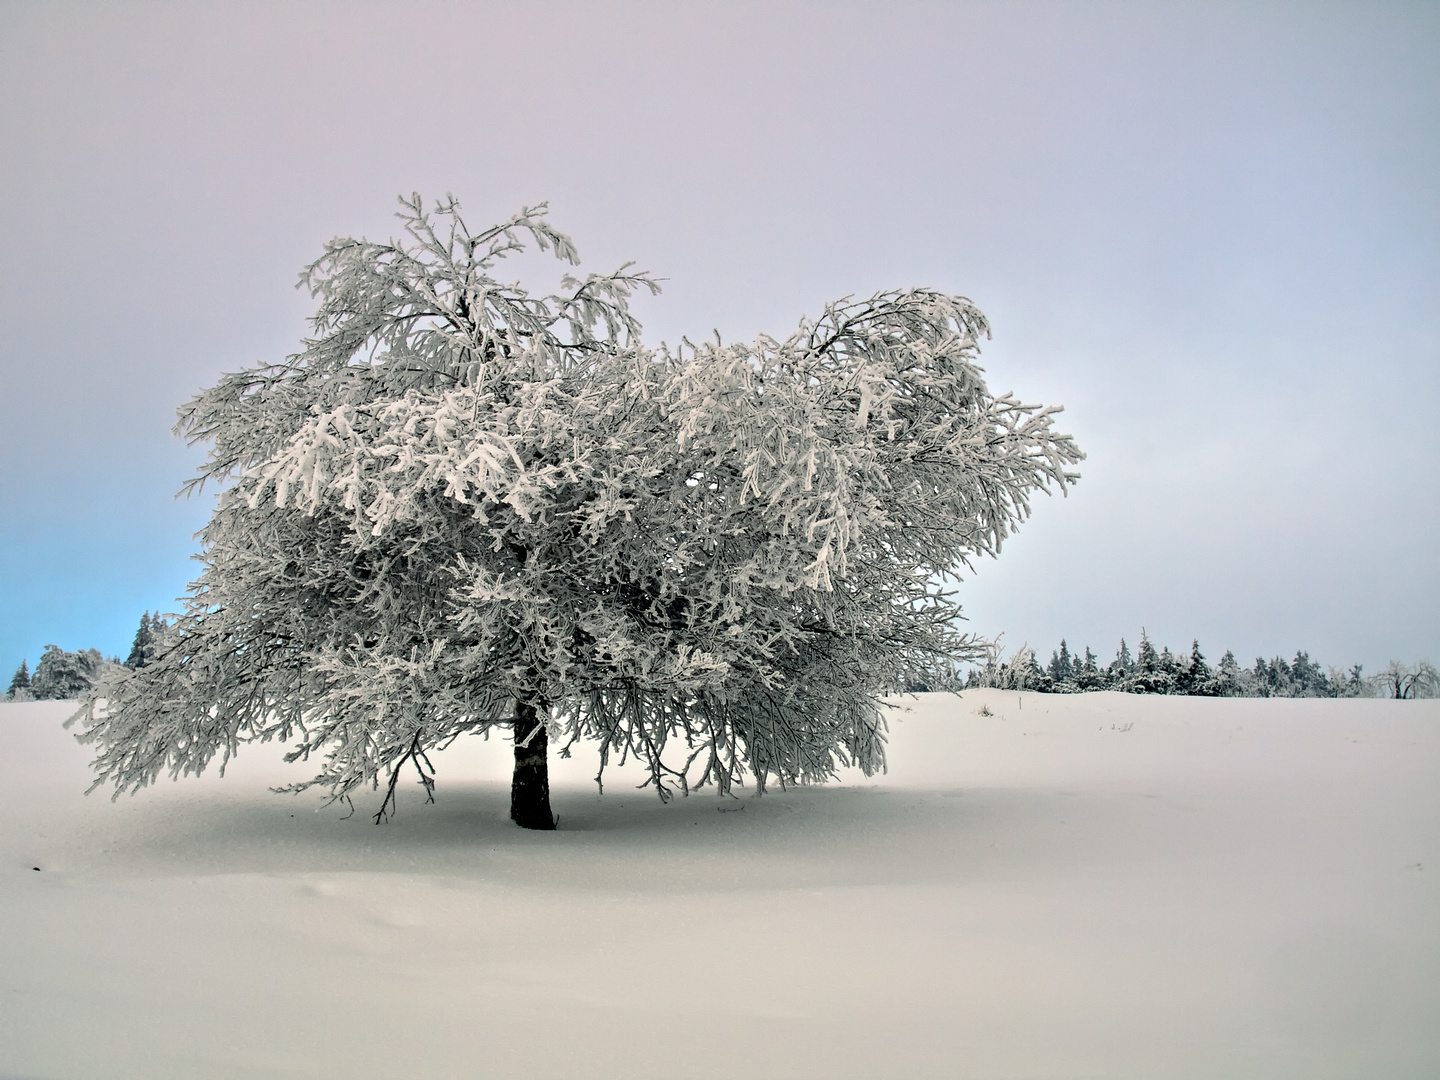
[2,691,1436,1079]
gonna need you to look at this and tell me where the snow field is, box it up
[2,691,1437,1079]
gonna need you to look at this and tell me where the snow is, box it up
[3,691,1437,1079]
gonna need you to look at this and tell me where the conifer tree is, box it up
[32,646,104,700]
[1048,639,1074,685]
[1250,657,1267,696]
[1125,631,1156,693]
[1028,650,1051,690]
[125,613,156,670]
[69,194,1082,829]
[1290,651,1330,697]
[7,660,30,696]
[1182,639,1211,695]
[1268,656,1292,696]
[1110,639,1132,685]
[1214,650,1243,696]
[1137,630,1160,674]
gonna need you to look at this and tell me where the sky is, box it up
[2,0,1437,679]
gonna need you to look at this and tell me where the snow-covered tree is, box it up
[32,645,104,700]
[68,194,1081,829]
[1328,663,1367,698]
[1076,645,1105,690]
[1180,639,1211,695]
[1214,649,1244,696]
[1047,639,1075,687]
[7,659,31,700]
[124,612,159,670]
[1286,650,1328,697]
[969,643,1051,691]
[1372,660,1439,700]
[1136,630,1160,674]
[1110,638,1133,683]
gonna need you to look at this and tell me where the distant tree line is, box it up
[4,613,165,701]
[950,631,1437,699]
[8,615,1438,702]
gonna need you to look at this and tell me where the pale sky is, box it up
[2,1,1437,678]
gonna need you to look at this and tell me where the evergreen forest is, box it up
[957,632,1436,699]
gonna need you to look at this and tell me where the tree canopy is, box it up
[32,645,105,700]
[70,194,1082,827]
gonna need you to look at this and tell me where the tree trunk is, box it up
[510,695,556,830]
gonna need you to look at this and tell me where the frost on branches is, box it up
[69,195,1082,829]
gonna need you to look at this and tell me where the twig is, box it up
[374,732,437,823]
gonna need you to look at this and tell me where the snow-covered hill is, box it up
[3,691,1437,1079]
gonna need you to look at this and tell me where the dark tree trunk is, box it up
[510,695,556,830]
